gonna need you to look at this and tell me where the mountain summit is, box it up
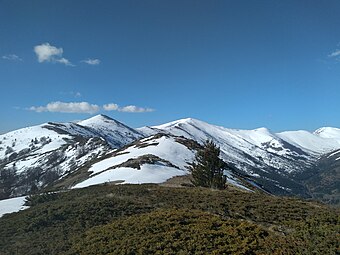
[78,114,143,148]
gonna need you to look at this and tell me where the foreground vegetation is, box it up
[0,184,339,254]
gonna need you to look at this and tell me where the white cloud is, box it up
[34,43,62,62]
[56,57,74,66]
[29,101,99,114]
[2,54,23,61]
[103,103,119,111]
[34,43,73,66]
[119,105,154,113]
[81,58,100,65]
[103,103,154,113]
[329,49,340,58]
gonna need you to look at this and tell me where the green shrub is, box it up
[0,184,338,254]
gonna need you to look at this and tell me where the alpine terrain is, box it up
[1,115,340,205]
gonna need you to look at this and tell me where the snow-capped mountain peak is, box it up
[153,117,200,129]
[0,116,144,199]
[78,114,119,126]
[314,127,340,140]
[78,114,144,148]
[138,118,340,196]
[78,114,133,132]
[277,129,340,154]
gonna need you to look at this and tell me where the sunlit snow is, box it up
[0,196,28,218]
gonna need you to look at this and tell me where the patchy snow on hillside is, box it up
[0,124,70,160]
[147,118,313,174]
[71,135,195,188]
[73,164,187,188]
[224,171,252,192]
[88,136,195,175]
[72,134,252,191]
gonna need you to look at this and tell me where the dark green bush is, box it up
[0,184,338,255]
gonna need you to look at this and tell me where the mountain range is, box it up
[1,114,339,205]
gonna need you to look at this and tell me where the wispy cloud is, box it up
[118,105,154,113]
[103,103,119,111]
[103,103,155,113]
[2,54,23,61]
[81,58,100,65]
[59,91,82,98]
[56,57,74,66]
[29,101,99,114]
[34,43,74,66]
[329,49,340,58]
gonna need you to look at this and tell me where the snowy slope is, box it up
[72,134,249,191]
[144,118,340,165]
[0,115,144,199]
[78,114,144,147]
[2,115,340,200]
[0,125,111,199]
[141,118,312,173]
[137,118,340,195]
[277,130,340,154]
[0,122,111,174]
[88,135,194,175]
[314,127,340,141]
[0,124,69,162]
[73,135,194,188]
[0,196,28,217]
[0,115,144,173]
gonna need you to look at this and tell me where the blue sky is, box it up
[1,0,340,133]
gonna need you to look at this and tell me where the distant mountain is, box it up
[56,133,252,192]
[278,128,340,154]
[296,148,340,205]
[1,115,340,205]
[0,115,142,199]
[138,118,340,198]
[77,114,144,147]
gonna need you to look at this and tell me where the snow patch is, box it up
[73,164,187,188]
[0,196,28,217]
[88,136,194,175]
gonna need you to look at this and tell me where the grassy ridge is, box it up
[0,184,339,254]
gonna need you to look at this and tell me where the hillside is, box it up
[0,115,142,199]
[77,114,144,148]
[297,149,340,205]
[0,184,338,254]
[49,133,252,192]
[139,118,340,198]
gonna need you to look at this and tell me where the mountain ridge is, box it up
[1,115,340,204]
[141,117,340,153]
